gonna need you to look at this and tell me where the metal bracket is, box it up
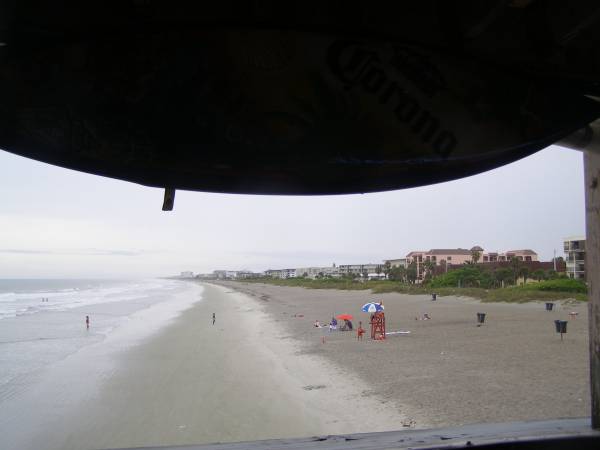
[162,188,175,211]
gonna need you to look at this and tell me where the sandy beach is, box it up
[2,283,405,450]
[1,280,590,450]
[219,281,590,429]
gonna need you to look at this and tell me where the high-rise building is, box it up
[564,236,586,280]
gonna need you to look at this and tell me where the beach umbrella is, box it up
[336,314,353,320]
[362,302,384,313]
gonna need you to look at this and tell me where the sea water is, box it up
[0,278,202,402]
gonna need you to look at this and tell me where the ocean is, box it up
[0,278,203,403]
[0,278,174,320]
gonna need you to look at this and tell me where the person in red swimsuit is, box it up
[357,321,365,340]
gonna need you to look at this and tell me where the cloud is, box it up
[0,248,149,257]
[235,250,382,264]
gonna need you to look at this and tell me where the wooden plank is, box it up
[585,150,600,429]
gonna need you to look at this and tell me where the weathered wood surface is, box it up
[586,150,600,428]
[108,418,599,450]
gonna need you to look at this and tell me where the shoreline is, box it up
[0,280,205,450]
[5,282,407,450]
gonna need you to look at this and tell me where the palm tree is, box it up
[532,269,545,281]
[510,257,521,285]
[423,260,436,280]
[383,261,391,279]
[406,263,418,284]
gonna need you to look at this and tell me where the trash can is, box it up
[477,312,486,324]
[554,320,567,334]
[432,293,437,301]
[545,302,554,311]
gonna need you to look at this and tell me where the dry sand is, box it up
[219,281,590,429]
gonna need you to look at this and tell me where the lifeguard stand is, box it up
[370,312,386,340]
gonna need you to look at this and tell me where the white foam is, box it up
[0,279,180,320]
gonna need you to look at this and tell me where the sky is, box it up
[0,145,586,279]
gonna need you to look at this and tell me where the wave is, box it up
[0,279,183,320]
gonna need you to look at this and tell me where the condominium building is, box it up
[564,236,586,280]
[403,246,539,281]
[212,270,228,279]
[296,266,340,279]
[384,258,408,268]
[281,268,297,279]
[264,269,283,278]
[482,249,538,262]
[236,271,262,279]
[338,264,383,277]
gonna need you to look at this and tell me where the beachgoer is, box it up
[314,320,321,328]
[85,315,90,329]
[212,313,216,325]
[347,320,353,330]
[357,321,365,340]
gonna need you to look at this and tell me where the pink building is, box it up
[405,246,539,281]
[482,249,538,262]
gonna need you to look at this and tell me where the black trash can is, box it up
[432,293,437,301]
[545,302,554,311]
[477,312,486,324]
[554,320,567,334]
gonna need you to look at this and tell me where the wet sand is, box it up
[219,281,590,428]
[5,283,404,450]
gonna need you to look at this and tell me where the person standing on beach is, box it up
[357,321,365,341]
[212,313,216,325]
[85,315,90,329]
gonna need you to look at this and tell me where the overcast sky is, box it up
[0,145,585,279]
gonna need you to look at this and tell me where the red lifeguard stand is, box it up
[370,312,386,340]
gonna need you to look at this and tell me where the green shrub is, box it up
[520,278,587,294]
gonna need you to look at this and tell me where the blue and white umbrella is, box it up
[362,302,384,313]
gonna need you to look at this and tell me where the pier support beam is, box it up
[585,150,600,429]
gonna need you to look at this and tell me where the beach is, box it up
[0,279,590,449]
[1,282,404,450]
[219,281,591,428]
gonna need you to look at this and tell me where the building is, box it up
[338,264,383,277]
[295,266,340,279]
[212,270,228,279]
[384,258,408,268]
[564,236,586,280]
[281,268,297,279]
[425,249,473,265]
[404,246,540,281]
[483,249,538,262]
[179,271,194,278]
[236,271,262,279]
[264,269,283,278]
